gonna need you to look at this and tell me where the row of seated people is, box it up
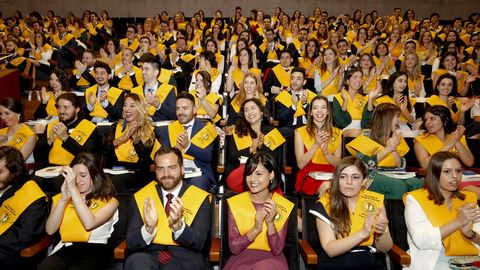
[1,143,478,270]
[1,59,480,199]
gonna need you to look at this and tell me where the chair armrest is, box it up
[209,237,221,262]
[388,243,411,266]
[114,240,127,260]
[298,239,318,266]
[20,235,54,257]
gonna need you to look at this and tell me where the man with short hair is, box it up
[70,49,97,91]
[50,20,77,69]
[119,25,140,52]
[131,56,176,121]
[156,93,217,191]
[112,48,143,91]
[258,28,284,70]
[263,49,294,96]
[124,147,211,269]
[85,61,124,123]
[162,37,195,92]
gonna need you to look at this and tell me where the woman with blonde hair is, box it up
[103,93,160,192]
[400,52,426,98]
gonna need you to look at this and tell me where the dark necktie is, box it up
[158,193,174,264]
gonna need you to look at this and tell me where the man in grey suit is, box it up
[124,147,211,270]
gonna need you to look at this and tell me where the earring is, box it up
[269,179,273,184]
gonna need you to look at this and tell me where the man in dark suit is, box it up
[156,92,217,191]
[124,147,211,270]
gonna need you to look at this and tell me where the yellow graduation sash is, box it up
[130,83,175,116]
[0,125,36,151]
[114,124,161,163]
[362,74,378,94]
[189,90,222,122]
[73,69,95,87]
[426,95,461,123]
[231,94,267,114]
[167,121,217,160]
[53,33,74,47]
[232,68,261,88]
[414,133,467,156]
[158,69,174,84]
[9,56,32,75]
[34,44,53,60]
[334,92,367,120]
[319,189,384,246]
[321,70,339,96]
[233,132,253,151]
[298,58,318,78]
[259,42,282,60]
[120,38,140,52]
[115,66,144,90]
[52,194,116,242]
[0,181,46,235]
[263,128,286,151]
[297,126,341,164]
[346,134,409,167]
[275,89,317,118]
[407,75,425,95]
[85,86,123,118]
[134,182,210,245]
[179,53,195,63]
[271,65,291,87]
[227,192,294,251]
[47,120,96,165]
[46,92,59,116]
[409,189,479,256]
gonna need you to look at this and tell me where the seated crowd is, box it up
[0,5,480,270]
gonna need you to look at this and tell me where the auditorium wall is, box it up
[0,0,478,20]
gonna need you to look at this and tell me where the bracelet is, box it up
[466,230,477,240]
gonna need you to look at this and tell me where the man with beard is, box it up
[70,49,97,91]
[275,67,316,129]
[2,39,34,92]
[131,55,176,121]
[125,147,211,270]
[34,92,98,192]
[156,93,217,191]
[162,36,195,92]
[85,61,124,123]
[50,20,77,69]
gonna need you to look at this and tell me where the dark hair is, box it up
[235,98,269,138]
[140,53,161,71]
[154,147,184,168]
[176,91,194,103]
[439,52,457,70]
[330,156,368,238]
[433,73,458,97]
[384,71,412,112]
[421,105,457,134]
[199,51,217,68]
[195,70,212,92]
[342,67,364,94]
[237,47,254,68]
[56,92,83,119]
[291,67,306,80]
[93,61,112,75]
[424,151,465,205]
[243,151,281,192]
[0,146,28,188]
[50,68,69,91]
[70,153,116,203]
[373,41,389,58]
[0,97,24,122]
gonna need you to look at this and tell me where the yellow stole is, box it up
[259,42,284,60]
[433,70,468,95]
[298,57,318,78]
[53,33,74,47]
[227,192,294,251]
[408,189,479,256]
[0,181,46,235]
[47,120,96,165]
[271,65,291,87]
[321,70,339,96]
[407,75,425,95]
[275,89,317,117]
[231,94,267,113]
[233,132,252,151]
[373,95,415,123]
[114,123,161,163]
[353,41,373,55]
[426,95,461,123]
[33,44,53,60]
[346,134,409,167]
[85,86,123,118]
[158,69,174,84]
[134,182,210,245]
[415,133,467,156]
[334,92,366,120]
[120,38,140,52]
[0,125,36,151]
[52,194,116,242]
[232,128,285,152]
[297,126,341,164]
[292,38,302,51]
[46,92,60,116]
[9,56,32,75]
[231,68,262,89]
[373,56,394,76]
[189,90,222,122]
[115,66,144,90]
[194,68,220,85]
[131,83,175,116]
[73,69,95,87]
[319,190,384,246]
[167,121,218,160]
[362,74,378,94]
[338,55,354,67]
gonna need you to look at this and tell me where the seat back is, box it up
[384,199,408,270]
[301,196,322,254]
